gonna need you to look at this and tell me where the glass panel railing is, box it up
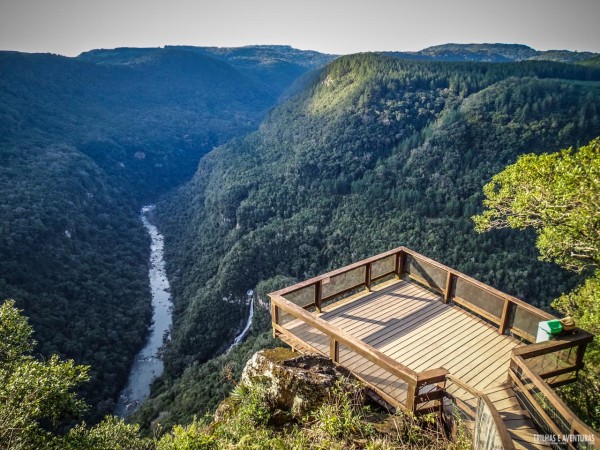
[512,364,572,436]
[278,308,299,327]
[337,342,408,405]
[279,310,329,354]
[474,398,506,450]
[405,255,448,292]
[511,305,544,340]
[453,277,504,321]
[371,255,396,280]
[322,266,366,299]
[283,284,315,308]
[525,346,578,378]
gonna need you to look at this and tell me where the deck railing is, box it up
[271,246,559,341]
[269,246,598,449]
[509,339,597,450]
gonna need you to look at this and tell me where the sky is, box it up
[1,0,599,57]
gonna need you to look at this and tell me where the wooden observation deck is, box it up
[269,247,598,450]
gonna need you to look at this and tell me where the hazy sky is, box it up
[1,0,599,56]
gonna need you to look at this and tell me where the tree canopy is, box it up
[0,299,153,449]
[473,138,600,272]
[0,300,89,449]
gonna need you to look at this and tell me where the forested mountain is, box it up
[386,43,597,62]
[139,53,600,427]
[3,41,600,432]
[4,49,274,199]
[79,45,336,105]
[166,45,335,96]
[581,55,600,67]
[0,46,329,420]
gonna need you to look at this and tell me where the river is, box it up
[115,205,255,417]
[115,205,173,417]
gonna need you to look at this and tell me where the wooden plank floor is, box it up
[282,279,543,448]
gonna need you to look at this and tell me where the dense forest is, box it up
[137,53,600,428]
[0,45,331,420]
[3,42,600,436]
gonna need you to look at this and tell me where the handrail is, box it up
[510,355,600,448]
[274,246,558,338]
[271,246,403,296]
[271,294,418,383]
[272,289,518,448]
[446,374,515,450]
[400,247,556,321]
[272,293,468,412]
[512,332,593,360]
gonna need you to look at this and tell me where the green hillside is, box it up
[164,45,336,95]
[580,55,600,67]
[3,43,600,430]
[139,54,600,426]
[2,49,279,199]
[0,46,327,419]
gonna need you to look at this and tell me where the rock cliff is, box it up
[240,348,364,418]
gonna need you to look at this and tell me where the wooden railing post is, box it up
[271,303,279,338]
[406,379,417,412]
[397,250,407,279]
[330,338,339,362]
[443,272,454,303]
[575,342,588,369]
[315,280,322,313]
[499,299,512,335]
[365,262,372,291]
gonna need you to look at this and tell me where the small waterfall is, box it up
[227,292,254,352]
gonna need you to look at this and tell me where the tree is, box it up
[473,137,600,272]
[0,299,154,450]
[60,416,153,450]
[0,300,88,449]
[472,137,600,428]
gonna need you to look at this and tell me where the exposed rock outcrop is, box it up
[240,348,364,419]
